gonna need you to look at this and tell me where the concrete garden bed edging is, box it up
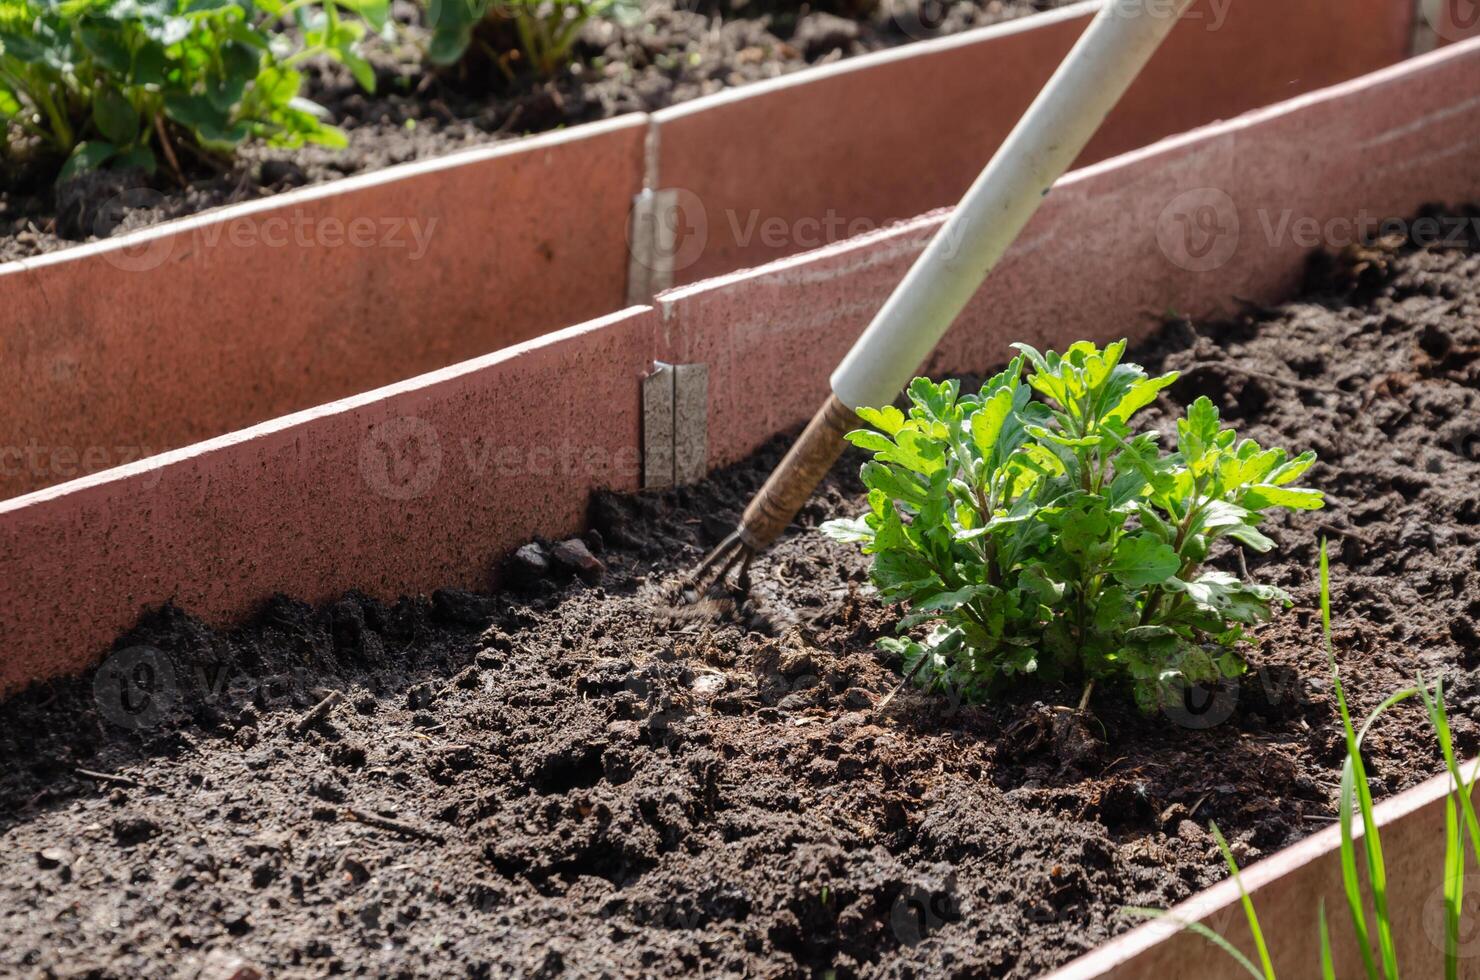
[1,0,1418,501]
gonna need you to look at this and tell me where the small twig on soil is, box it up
[1077,680,1095,713]
[875,656,929,713]
[1316,522,1372,547]
[345,807,446,843]
[1185,361,1345,397]
[294,691,343,735]
[153,114,187,188]
[1187,791,1211,820]
[75,767,141,788]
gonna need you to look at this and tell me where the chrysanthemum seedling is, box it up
[821,339,1324,711]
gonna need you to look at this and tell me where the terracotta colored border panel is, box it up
[0,307,656,696]
[0,116,648,502]
[651,0,1413,287]
[1044,766,1480,979]
[657,37,1480,471]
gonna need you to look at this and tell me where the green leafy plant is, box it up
[1130,541,1480,980]
[424,0,638,77]
[0,0,386,181]
[820,340,1325,710]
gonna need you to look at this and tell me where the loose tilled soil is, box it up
[0,0,1072,263]
[3,215,1480,977]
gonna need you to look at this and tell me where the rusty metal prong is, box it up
[688,530,742,585]
[735,548,756,595]
[683,529,754,600]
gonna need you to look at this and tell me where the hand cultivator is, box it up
[686,0,1195,598]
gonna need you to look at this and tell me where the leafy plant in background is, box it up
[1130,542,1480,980]
[820,340,1325,711]
[424,0,638,77]
[0,0,387,181]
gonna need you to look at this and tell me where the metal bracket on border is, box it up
[626,188,682,305]
[1411,0,1440,55]
[642,361,708,489]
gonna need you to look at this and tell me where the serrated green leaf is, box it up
[856,405,904,436]
[819,516,872,546]
[1178,395,1222,458]
[1242,485,1325,511]
[845,429,895,455]
[1108,532,1180,587]
[969,386,1014,462]
[1105,371,1178,424]
[1224,523,1275,552]
[1268,450,1317,486]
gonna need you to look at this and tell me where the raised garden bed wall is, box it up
[0,119,648,503]
[1045,767,1480,978]
[0,0,1418,502]
[646,0,1415,289]
[2,36,1478,699]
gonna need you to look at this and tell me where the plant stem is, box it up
[153,113,186,187]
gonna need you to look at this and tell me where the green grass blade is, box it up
[1444,793,1464,980]
[1338,757,1380,980]
[1123,908,1268,980]
[1318,899,1336,980]
[1211,822,1277,980]
[1326,544,1391,980]
[1418,675,1480,865]
[1323,541,1381,980]
[1355,687,1420,747]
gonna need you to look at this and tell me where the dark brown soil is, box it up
[2,212,1479,977]
[0,0,1071,264]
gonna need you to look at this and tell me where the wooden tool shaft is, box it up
[737,395,856,551]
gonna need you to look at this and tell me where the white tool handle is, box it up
[830,0,1194,409]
